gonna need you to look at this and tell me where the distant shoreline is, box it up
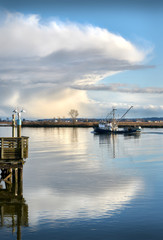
[21,121,163,128]
[1,121,163,128]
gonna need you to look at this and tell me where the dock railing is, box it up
[0,137,29,160]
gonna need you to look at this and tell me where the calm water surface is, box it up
[0,127,163,239]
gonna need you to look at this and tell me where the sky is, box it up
[0,0,163,119]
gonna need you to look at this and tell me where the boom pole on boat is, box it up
[117,106,133,123]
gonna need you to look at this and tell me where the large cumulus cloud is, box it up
[0,12,154,118]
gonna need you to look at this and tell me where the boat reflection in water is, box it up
[0,160,28,240]
[94,130,141,159]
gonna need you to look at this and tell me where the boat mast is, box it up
[112,108,117,121]
[112,108,117,130]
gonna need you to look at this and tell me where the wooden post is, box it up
[1,138,4,159]
[24,138,28,158]
[12,168,18,196]
[17,167,24,240]
[0,206,4,227]
[17,206,22,240]
[17,119,21,137]
[21,138,24,159]
[15,168,18,196]
[18,167,23,197]
[12,114,16,138]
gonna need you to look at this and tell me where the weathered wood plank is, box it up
[0,137,29,160]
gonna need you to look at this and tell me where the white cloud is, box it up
[0,12,154,118]
[0,13,146,60]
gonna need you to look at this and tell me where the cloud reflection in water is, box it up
[23,128,144,227]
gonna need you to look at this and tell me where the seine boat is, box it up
[93,106,141,134]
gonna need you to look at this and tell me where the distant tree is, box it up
[68,109,79,124]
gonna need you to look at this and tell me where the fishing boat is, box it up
[93,106,141,134]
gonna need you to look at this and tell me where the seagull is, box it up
[13,109,18,113]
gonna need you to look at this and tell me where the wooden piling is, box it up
[21,138,24,159]
[17,119,21,138]
[12,114,16,138]
[18,167,23,197]
[1,138,4,159]
[0,206,4,227]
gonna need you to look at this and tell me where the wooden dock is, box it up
[0,137,29,160]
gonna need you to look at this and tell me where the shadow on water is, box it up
[0,160,28,240]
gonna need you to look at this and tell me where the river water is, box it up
[0,127,163,239]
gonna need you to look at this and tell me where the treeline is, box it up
[22,120,97,128]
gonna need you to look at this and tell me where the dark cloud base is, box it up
[72,83,163,94]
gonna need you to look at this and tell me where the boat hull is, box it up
[93,126,141,134]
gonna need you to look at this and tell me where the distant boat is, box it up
[93,106,141,134]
